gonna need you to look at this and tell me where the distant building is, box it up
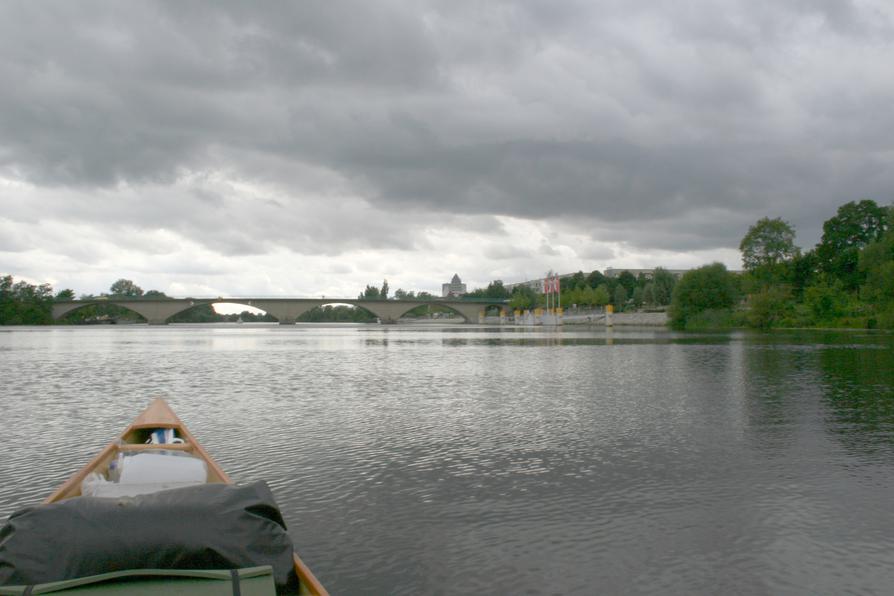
[503,273,575,292]
[441,274,467,297]
[603,267,689,279]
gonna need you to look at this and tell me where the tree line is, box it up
[504,269,677,312]
[0,275,58,324]
[357,279,436,301]
[669,199,893,330]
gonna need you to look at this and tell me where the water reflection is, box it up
[1,326,893,595]
[817,335,894,455]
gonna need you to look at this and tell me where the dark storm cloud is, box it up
[2,0,893,256]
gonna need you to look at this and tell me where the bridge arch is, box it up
[53,301,149,324]
[52,299,215,325]
[298,302,378,323]
[167,301,275,323]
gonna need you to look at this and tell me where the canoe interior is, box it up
[42,398,328,596]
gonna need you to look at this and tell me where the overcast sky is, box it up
[2,1,893,297]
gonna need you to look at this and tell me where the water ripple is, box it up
[1,326,894,595]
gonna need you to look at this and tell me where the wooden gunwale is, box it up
[42,398,329,596]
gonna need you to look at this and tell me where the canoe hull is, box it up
[44,398,328,596]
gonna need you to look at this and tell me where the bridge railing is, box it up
[58,296,510,303]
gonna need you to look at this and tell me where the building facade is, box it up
[603,267,689,279]
[441,274,468,297]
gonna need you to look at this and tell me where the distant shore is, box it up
[563,311,668,326]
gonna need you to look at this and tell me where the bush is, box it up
[876,305,894,329]
[803,278,849,322]
[681,308,737,330]
[745,286,794,329]
[777,303,816,328]
[668,263,739,329]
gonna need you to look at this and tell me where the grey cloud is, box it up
[484,244,534,261]
[2,0,894,257]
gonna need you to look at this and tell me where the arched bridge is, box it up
[51,298,510,325]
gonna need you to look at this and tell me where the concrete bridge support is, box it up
[248,299,319,325]
[436,301,486,323]
[358,301,418,324]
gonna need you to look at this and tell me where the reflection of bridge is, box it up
[52,298,510,325]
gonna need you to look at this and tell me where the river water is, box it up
[1,325,893,595]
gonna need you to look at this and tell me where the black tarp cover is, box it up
[0,481,299,594]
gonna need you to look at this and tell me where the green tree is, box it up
[643,283,656,306]
[613,285,628,310]
[359,285,381,300]
[170,304,222,323]
[380,279,389,300]
[109,279,144,297]
[651,268,677,305]
[859,229,894,306]
[632,286,644,308]
[483,280,510,300]
[54,288,75,301]
[564,271,586,291]
[669,263,739,329]
[0,275,54,325]
[617,271,637,296]
[740,217,799,275]
[299,304,376,323]
[745,286,793,329]
[466,280,511,300]
[593,284,610,306]
[509,285,537,310]
[586,270,607,289]
[817,200,890,290]
[788,250,819,299]
[804,278,849,322]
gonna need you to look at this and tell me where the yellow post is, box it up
[606,304,613,327]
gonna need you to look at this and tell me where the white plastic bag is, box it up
[118,452,208,485]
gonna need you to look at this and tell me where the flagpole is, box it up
[557,274,561,313]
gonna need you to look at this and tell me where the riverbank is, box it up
[563,311,668,326]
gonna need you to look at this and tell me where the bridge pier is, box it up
[147,318,169,325]
[278,318,296,325]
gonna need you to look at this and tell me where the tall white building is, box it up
[441,274,467,297]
